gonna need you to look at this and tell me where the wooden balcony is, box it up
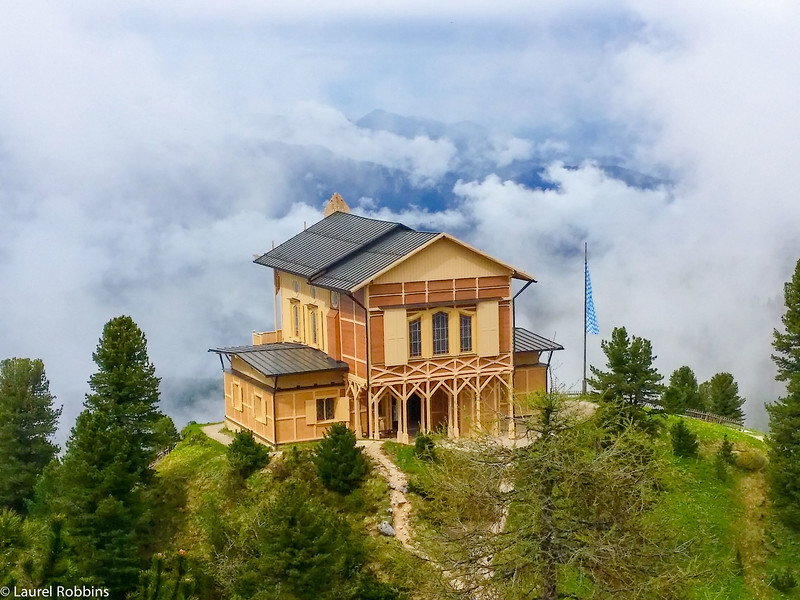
[252,330,283,345]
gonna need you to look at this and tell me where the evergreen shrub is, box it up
[314,423,367,494]
[670,419,698,458]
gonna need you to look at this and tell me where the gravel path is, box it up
[201,422,233,446]
[358,440,414,550]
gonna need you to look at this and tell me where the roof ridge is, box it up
[309,221,414,283]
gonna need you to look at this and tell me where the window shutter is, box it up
[477,300,500,357]
[383,308,408,366]
[305,398,317,424]
[334,396,350,422]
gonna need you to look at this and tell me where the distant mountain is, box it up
[262,110,668,216]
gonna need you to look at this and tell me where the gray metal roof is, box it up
[253,212,421,289]
[514,328,564,353]
[254,209,534,292]
[312,229,439,290]
[209,343,349,377]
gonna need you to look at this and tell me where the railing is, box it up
[684,408,744,429]
[252,330,283,345]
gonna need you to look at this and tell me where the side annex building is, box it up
[210,194,562,445]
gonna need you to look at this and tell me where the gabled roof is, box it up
[514,328,564,353]
[254,210,534,292]
[209,343,349,377]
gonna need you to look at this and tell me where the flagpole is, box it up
[583,242,588,395]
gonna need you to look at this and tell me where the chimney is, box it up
[323,192,351,217]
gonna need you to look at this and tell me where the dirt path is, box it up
[201,422,233,446]
[358,440,414,550]
[736,471,770,598]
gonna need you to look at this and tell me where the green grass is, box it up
[151,424,443,599]
[383,441,427,476]
[380,415,800,599]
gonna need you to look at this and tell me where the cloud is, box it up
[1,1,797,440]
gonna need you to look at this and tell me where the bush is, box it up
[314,423,368,494]
[413,433,436,461]
[670,419,698,458]
[718,436,735,465]
[227,430,270,483]
[713,435,736,480]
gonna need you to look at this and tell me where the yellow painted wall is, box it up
[373,237,511,285]
[231,356,277,388]
[515,365,548,395]
[224,370,276,445]
[274,385,348,443]
[278,272,334,352]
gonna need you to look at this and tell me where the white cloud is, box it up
[1,1,798,438]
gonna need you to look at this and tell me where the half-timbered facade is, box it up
[211,194,562,445]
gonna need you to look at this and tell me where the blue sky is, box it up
[2,0,799,436]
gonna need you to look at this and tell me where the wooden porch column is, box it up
[371,393,380,440]
[475,378,482,433]
[425,380,432,434]
[399,395,409,444]
[353,393,362,437]
[507,375,516,438]
[452,390,460,438]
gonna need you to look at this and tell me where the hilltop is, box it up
[149,416,800,599]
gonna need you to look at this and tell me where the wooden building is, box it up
[210,194,562,445]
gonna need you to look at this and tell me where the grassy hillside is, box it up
[150,424,438,599]
[151,419,800,598]
[385,417,800,599]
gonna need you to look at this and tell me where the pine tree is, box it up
[313,423,368,494]
[670,419,698,458]
[589,327,664,406]
[588,327,664,433]
[45,316,172,595]
[704,372,745,420]
[227,430,270,486]
[768,258,800,529]
[0,358,61,512]
[661,366,702,414]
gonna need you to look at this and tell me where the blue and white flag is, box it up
[585,258,599,335]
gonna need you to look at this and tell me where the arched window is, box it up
[433,312,449,355]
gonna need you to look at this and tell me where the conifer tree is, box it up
[45,316,171,595]
[314,423,368,494]
[661,366,702,414]
[768,258,800,529]
[704,372,745,420]
[0,358,61,512]
[589,327,664,406]
[588,327,664,433]
[670,419,698,458]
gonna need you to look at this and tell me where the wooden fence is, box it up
[683,408,744,429]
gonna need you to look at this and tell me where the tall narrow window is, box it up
[460,314,472,352]
[409,318,422,357]
[433,311,449,355]
[309,307,318,345]
[292,303,300,338]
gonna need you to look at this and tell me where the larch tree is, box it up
[418,393,685,600]
[768,258,800,529]
[0,358,61,513]
[44,316,172,595]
